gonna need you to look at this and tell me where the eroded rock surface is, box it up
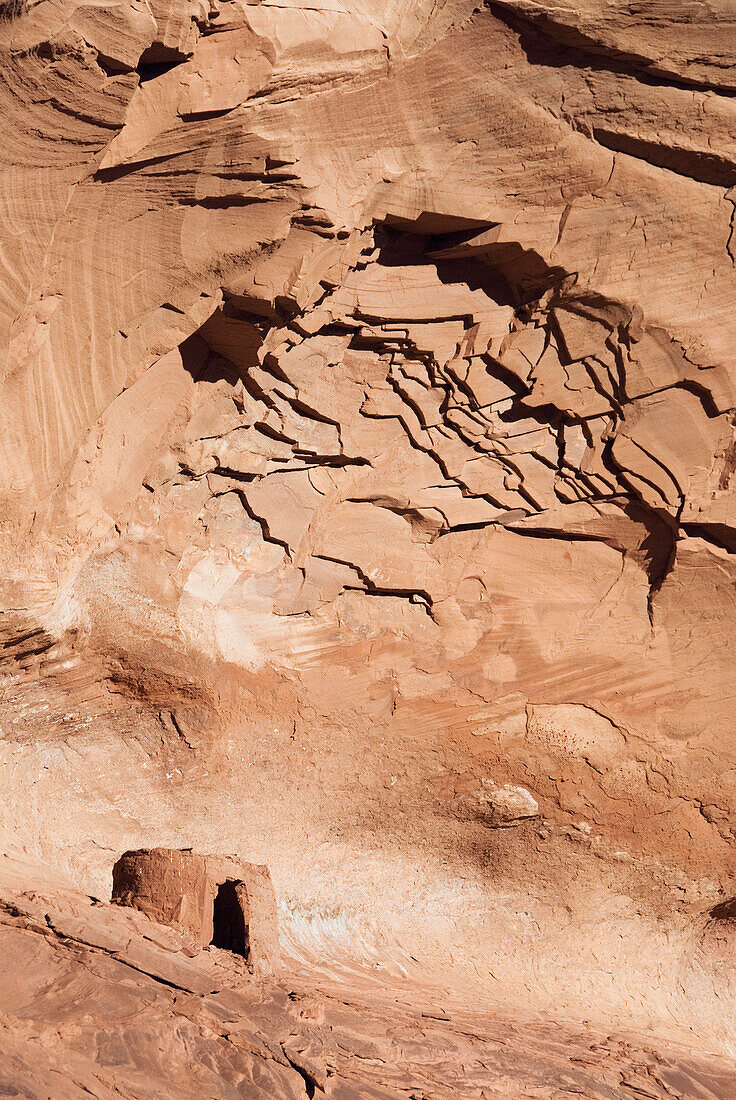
[2,0,736,1094]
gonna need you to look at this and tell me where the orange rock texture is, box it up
[2,0,736,1095]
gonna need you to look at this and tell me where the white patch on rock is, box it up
[478,781,539,827]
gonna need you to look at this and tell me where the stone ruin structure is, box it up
[112,848,280,976]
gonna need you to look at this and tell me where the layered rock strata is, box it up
[1,0,736,1093]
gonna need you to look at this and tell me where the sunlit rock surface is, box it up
[2,0,736,1094]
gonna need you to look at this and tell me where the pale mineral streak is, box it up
[1,0,736,1095]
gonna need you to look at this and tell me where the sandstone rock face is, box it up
[2,0,736,1094]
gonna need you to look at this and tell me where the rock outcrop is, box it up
[1,0,736,1094]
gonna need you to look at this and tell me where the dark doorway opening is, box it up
[211,880,249,958]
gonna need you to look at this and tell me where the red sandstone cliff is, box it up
[1,1,736,1095]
